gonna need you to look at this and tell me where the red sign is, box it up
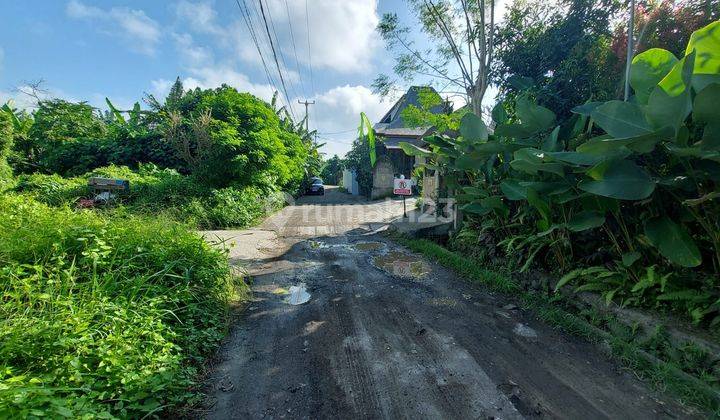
[393,178,412,196]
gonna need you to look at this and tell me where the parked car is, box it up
[307,177,324,195]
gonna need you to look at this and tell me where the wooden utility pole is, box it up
[298,99,315,132]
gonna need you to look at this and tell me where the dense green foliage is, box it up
[493,0,622,119]
[320,155,343,185]
[402,21,720,327]
[344,137,374,196]
[493,0,718,121]
[0,81,322,416]
[0,194,243,417]
[13,164,285,229]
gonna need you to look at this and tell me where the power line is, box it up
[235,0,277,92]
[264,0,300,102]
[305,0,315,95]
[285,0,306,97]
[257,0,295,118]
[318,128,358,135]
[297,99,315,133]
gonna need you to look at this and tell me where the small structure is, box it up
[87,177,129,205]
[371,86,449,199]
[341,169,360,195]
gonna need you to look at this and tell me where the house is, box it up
[370,86,450,199]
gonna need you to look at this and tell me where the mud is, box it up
[372,251,431,280]
[201,235,698,419]
[200,187,699,419]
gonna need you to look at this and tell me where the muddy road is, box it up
[200,187,694,419]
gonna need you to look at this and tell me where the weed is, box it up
[0,194,247,418]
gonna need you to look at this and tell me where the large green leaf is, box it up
[547,151,615,166]
[576,128,672,155]
[648,52,695,133]
[685,20,720,91]
[516,97,555,132]
[491,102,508,125]
[567,211,605,232]
[591,101,653,138]
[399,141,432,158]
[424,134,456,149]
[459,112,488,142]
[526,188,551,222]
[105,97,126,124]
[701,122,720,151]
[644,216,702,267]
[541,126,561,152]
[500,179,526,200]
[693,83,720,124]
[454,154,485,171]
[510,159,565,177]
[519,181,571,195]
[571,101,603,116]
[493,123,538,139]
[630,48,678,104]
[578,159,655,200]
[461,203,491,215]
[665,144,720,162]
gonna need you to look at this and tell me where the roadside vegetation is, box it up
[391,17,720,412]
[0,79,321,416]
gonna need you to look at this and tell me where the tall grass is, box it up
[13,164,286,229]
[0,194,245,417]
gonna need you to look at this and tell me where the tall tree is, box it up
[374,0,497,116]
[492,0,622,120]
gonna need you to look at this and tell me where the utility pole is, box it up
[298,99,315,133]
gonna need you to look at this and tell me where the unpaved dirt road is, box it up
[200,186,695,419]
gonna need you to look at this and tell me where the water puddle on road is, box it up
[372,251,431,280]
[285,283,311,305]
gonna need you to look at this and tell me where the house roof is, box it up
[373,86,449,138]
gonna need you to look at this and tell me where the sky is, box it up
[0,0,503,157]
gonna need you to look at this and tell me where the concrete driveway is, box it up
[199,186,696,419]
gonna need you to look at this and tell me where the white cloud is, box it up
[309,85,388,157]
[266,0,380,74]
[150,78,174,100]
[172,33,212,66]
[176,0,380,76]
[150,66,276,106]
[175,1,222,35]
[66,0,161,56]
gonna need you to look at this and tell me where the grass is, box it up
[395,235,720,415]
[13,164,286,229]
[0,193,248,418]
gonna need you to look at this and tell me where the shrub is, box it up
[13,165,285,229]
[0,194,243,417]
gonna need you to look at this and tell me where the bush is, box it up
[0,194,244,417]
[14,165,285,229]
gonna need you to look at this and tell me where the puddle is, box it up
[285,283,311,305]
[353,241,385,252]
[372,251,431,279]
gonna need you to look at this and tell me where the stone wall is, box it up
[371,158,394,200]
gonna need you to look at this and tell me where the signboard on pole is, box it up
[393,178,412,196]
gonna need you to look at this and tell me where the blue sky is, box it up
[0,0,499,157]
